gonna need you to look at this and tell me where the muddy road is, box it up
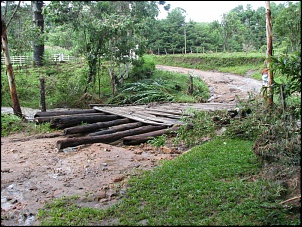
[156,65,262,103]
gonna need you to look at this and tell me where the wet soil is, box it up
[1,66,263,226]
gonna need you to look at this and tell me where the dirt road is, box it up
[156,65,262,103]
[1,66,263,226]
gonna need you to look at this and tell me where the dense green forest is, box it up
[2,1,300,56]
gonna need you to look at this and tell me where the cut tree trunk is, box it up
[34,109,98,118]
[35,112,106,124]
[64,118,132,135]
[50,114,120,129]
[56,124,167,150]
[123,125,180,145]
[88,122,144,136]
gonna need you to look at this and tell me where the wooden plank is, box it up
[130,105,185,116]
[93,106,182,125]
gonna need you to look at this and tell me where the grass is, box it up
[1,113,56,137]
[37,137,299,226]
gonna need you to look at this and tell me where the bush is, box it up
[129,55,156,80]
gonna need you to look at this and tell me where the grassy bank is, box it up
[152,52,266,77]
[37,137,299,226]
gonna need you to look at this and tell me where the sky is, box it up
[157,1,295,23]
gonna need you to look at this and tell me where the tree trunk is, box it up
[49,114,121,129]
[32,1,44,66]
[265,1,274,107]
[35,112,105,124]
[88,122,144,136]
[34,109,98,118]
[56,124,168,150]
[188,75,193,95]
[64,118,131,135]
[1,18,22,118]
[123,125,180,145]
[39,77,46,112]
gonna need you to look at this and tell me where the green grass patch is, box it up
[152,52,265,76]
[37,195,107,226]
[100,138,297,226]
[36,138,299,226]
[1,113,56,137]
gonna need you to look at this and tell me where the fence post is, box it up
[40,77,46,112]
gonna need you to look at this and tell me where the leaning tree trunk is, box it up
[265,1,274,107]
[32,1,44,66]
[1,17,22,118]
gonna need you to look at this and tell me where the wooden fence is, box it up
[1,54,83,66]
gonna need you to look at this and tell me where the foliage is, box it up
[146,1,299,54]
[129,55,156,80]
[1,113,55,137]
[37,195,107,226]
[108,69,209,105]
[1,61,104,109]
[1,113,26,136]
[147,134,167,147]
[153,52,265,75]
[173,109,217,147]
[270,52,301,96]
[274,1,301,53]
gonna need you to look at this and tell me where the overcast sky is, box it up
[157,1,296,23]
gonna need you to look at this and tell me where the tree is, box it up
[265,1,274,107]
[1,2,22,117]
[44,1,168,94]
[274,1,301,52]
[32,1,45,66]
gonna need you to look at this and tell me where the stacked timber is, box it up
[33,108,182,150]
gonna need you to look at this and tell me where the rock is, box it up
[113,175,124,182]
[95,190,106,201]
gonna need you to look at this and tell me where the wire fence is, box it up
[1,54,84,66]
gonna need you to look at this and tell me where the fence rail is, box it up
[1,54,83,66]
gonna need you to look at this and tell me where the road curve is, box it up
[156,65,262,103]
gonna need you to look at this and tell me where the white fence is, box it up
[1,54,83,66]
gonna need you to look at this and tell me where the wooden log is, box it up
[34,109,98,118]
[56,124,168,150]
[50,114,120,129]
[88,122,144,136]
[123,125,180,145]
[35,112,106,124]
[64,118,131,135]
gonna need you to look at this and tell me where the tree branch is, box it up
[6,1,21,29]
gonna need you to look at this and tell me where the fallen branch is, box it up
[280,195,301,204]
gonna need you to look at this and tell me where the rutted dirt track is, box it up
[1,66,263,226]
[156,65,262,103]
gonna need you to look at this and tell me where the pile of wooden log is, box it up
[34,109,180,151]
